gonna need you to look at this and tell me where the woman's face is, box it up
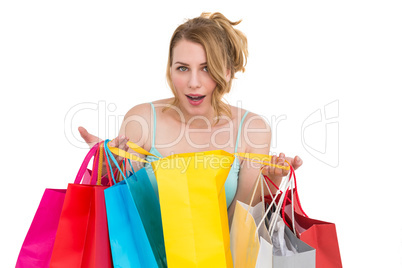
[170,39,217,118]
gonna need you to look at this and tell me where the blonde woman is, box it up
[79,12,303,222]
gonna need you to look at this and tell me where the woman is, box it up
[79,12,302,222]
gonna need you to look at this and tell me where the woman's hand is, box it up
[78,126,102,148]
[262,153,303,179]
[78,126,129,152]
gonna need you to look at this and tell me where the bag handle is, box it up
[261,166,301,235]
[255,165,293,239]
[103,143,124,186]
[263,166,309,223]
[108,141,290,171]
[103,139,131,185]
[243,165,289,241]
[107,141,157,164]
[88,143,100,185]
[95,142,104,185]
[88,141,116,186]
[88,141,105,185]
[235,153,289,171]
[280,165,309,235]
[123,158,135,177]
[74,142,101,184]
[269,181,290,237]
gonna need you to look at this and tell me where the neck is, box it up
[176,105,216,129]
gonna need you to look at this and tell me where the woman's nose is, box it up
[188,71,201,89]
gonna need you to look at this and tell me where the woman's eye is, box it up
[203,66,209,72]
[178,66,188,72]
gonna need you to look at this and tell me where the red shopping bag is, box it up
[49,142,113,268]
[264,167,343,268]
[283,205,342,268]
[49,184,111,268]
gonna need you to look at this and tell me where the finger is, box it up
[270,155,280,176]
[282,161,290,176]
[265,166,272,177]
[284,155,303,170]
[261,165,269,176]
[118,137,129,151]
[78,126,102,148]
[293,155,303,170]
[110,136,129,149]
[109,137,121,148]
[277,153,287,176]
[277,153,285,166]
[274,163,283,176]
[270,155,277,175]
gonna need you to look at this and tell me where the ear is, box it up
[225,69,231,82]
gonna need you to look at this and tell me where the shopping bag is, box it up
[231,201,270,267]
[103,140,166,268]
[16,189,66,268]
[230,170,273,268]
[126,168,167,267]
[256,237,274,268]
[16,143,102,268]
[107,141,290,268]
[256,169,315,268]
[283,168,342,268]
[49,142,113,268]
[264,166,342,268]
[271,222,316,267]
[152,150,234,267]
[256,218,316,268]
[49,184,111,268]
[283,205,342,268]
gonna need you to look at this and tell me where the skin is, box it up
[79,39,303,223]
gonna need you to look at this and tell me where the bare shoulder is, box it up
[123,98,174,120]
[236,108,271,154]
[244,111,270,130]
[120,99,174,147]
[120,102,154,147]
[124,102,152,119]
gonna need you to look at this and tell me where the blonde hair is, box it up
[165,12,248,123]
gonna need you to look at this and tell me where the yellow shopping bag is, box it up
[230,170,272,268]
[152,150,234,267]
[109,142,289,268]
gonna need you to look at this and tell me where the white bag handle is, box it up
[254,167,299,240]
[256,172,292,238]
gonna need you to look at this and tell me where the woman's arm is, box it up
[78,103,153,174]
[227,112,271,222]
[116,103,153,172]
[227,113,303,224]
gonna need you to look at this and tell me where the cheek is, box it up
[171,74,187,91]
[204,77,217,93]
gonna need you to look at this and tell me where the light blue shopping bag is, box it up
[103,140,166,268]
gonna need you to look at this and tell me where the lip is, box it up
[185,94,206,106]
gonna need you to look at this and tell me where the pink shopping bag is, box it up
[16,144,101,267]
[16,189,66,268]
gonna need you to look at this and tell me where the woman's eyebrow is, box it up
[174,61,189,66]
[174,61,207,66]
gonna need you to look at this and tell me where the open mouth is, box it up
[186,95,206,101]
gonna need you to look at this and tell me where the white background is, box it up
[1,0,401,267]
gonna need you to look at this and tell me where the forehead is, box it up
[172,39,207,64]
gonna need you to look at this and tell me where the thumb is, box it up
[292,155,303,170]
[78,126,102,148]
